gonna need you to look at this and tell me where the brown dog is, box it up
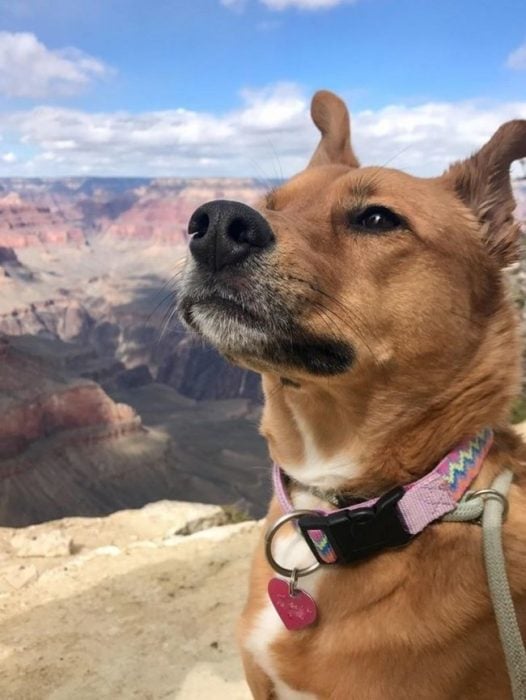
[178,90,526,699]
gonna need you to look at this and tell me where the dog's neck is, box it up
[260,306,519,500]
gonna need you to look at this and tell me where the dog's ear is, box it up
[308,90,360,168]
[442,120,526,266]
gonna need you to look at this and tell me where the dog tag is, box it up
[268,576,318,631]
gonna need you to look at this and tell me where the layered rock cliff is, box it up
[0,335,269,526]
[0,338,140,460]
[157,335,261,402]
[0,192,84,248]
[0,177,267,247]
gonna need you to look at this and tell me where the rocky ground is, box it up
[0,501,260,699]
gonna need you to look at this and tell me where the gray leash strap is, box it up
[444,470,526,699]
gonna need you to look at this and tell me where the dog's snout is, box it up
[188,200,275,271]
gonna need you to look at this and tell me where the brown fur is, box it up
[184,89,526,698]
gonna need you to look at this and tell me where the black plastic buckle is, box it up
[298,486,412,565]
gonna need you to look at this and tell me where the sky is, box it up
[0,0,524,178]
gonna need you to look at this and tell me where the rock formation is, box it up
[0,191,84,248]
[0,335,141,461]
[0,500,260,699]
[0,246,20,265]
[0,298,94,340]
[157,335,261,402]
[0,177,267,247]
[0,335,269,526]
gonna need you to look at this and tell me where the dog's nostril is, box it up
[188,211,209,239]
[227,217,248,244]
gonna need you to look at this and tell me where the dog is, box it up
[178,90,526,699]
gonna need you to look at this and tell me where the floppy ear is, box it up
[442,120,526,266]
[308,90,360,168]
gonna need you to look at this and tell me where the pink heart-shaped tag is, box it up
[268,577,318,631]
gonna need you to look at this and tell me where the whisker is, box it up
[285,272,383,369]
[286,260,382,338]
[146,290,177,325]
[267,139,285,183]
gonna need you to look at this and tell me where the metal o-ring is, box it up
[265,509,321,578]
[465,488,509,519]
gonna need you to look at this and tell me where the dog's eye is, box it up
[352,206,402,233]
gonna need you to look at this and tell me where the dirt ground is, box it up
[0,503,260,699]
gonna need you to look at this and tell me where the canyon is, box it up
[0,177,265,247]
[0,177,524,526]
[0,178,268,526]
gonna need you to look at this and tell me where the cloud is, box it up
[0,31,109,99]
[506,42,526,70]
[1,83,525,178]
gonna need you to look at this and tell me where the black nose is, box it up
[188,200,275,271]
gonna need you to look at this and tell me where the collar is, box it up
[272,427,494,566]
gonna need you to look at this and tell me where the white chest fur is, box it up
[285,408,363,490]
[244,403,359,698]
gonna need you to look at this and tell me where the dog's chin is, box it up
[183,299,272,357]
[182,299,355,377]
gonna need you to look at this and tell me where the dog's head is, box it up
[178,91,526,431]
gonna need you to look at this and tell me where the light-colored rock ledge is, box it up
[0,501,261,699]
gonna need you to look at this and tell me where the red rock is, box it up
[0,192,84,248]
[0,179,268,247]
[0,338,141,461]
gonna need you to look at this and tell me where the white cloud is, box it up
[354,101,526,178]
[1,152,15,163]
[0,31,109,98]
[0,83,525,178]
[507,42,526,70]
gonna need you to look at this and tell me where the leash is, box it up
[445,470,526,700]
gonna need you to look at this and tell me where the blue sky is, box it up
[0,0,524,177]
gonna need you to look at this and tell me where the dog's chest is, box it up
[244,493,325,700]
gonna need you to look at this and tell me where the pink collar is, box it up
[272,428,493,565]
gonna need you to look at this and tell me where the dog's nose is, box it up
[188,200,275,271]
